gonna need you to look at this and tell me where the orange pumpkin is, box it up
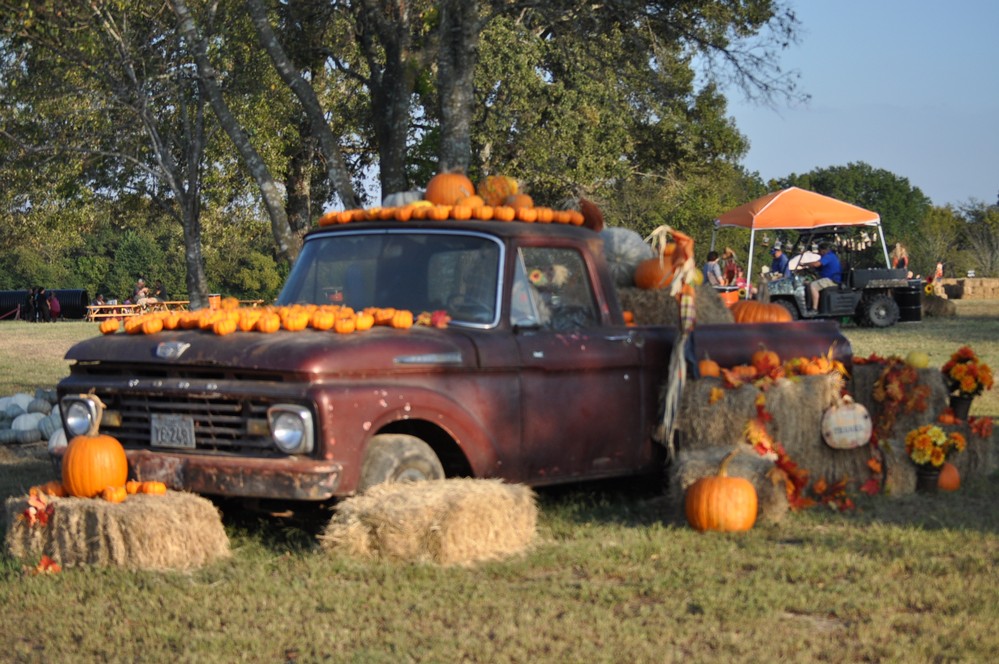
[685,449,758,532]
[456,195,485,209]
[334,316,356,334]
[126,480,143,495]
[730,300,793,324]
[311,309,336,331]
[750,347,781,376]
[516,207,538,223]
[141,316,164,335]
[213,317,237,336]
[394,206,414,222]
[140,481,167,495]
[61,398,128,499]
[391,309,414,329]
[100,485,128,503]
[29,480,67,498]
[504,193,534,210]
[698,358,721,378]
[255,312,282,333]
[99,318,120,335]
[492,206,516,222]
[633,245,679,290]
[534,207,554,224]
[425,172,475,206]
[354,311,375,331]
[938,462,960,491]
[472,205,494,221]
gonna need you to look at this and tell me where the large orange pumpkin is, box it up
[730,300,792,324]
[633,245,679,290]
[938,462,960,491]
[425,172,475,206]
[685,449,758,532]
[61,398,129,499]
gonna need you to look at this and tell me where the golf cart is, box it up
[713,187,921,328]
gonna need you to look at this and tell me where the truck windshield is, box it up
[278,230,503,325]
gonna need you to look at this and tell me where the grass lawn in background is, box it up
[0,303,996,662]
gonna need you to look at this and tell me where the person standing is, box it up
[24,287,36,322]
[721,247,739,285]
[890,243,909,271]
[35,286,51,323]
[703,251,724,286]
[802,243,842,310]
[48,290,61,321]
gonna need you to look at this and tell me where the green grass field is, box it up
[1,306,997,662]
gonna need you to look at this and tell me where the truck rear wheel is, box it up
[859,294,900,328]
[357,434,445,492]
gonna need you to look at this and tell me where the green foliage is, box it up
[775,162,932,243]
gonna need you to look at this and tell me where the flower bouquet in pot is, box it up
[941,346,993,421]
[904,424,966,493]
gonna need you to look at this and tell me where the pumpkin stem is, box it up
[81,394,106,436]
[717,448,744,478]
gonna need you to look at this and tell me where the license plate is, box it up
[150,413,196,449]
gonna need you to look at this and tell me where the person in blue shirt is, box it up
[802,242,842,310]
[768,244,791,280]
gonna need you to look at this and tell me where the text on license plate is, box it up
[150,413,196,449]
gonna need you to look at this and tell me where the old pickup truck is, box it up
[57,218,849,502]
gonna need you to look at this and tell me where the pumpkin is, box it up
[255,312,282,333]
[140,480,167,495]
[30,480,67,498]
[476,175,518,206]
[750,347,781,376]
[938,462,960,491]
[600,227,655,288]
[100,485,128,503]
[698,358,721,378]
[472,205,495,221]
[685,449,758,532]
[820,396,872,450]
[905,351,930,369]
[504,193,534,210]
[428,205,451,221]
[633,245,679,290]
[213,317,237,336]
[162,313,182,330]
[394,206,414,222]
[126,480,143,495]
[451,204,472,220]
[334,316,356,334]
[238,309,262,332]
[535,207,554,224]
[493,206,516,222]
[373,308,396,325]
[100,318,121,335]
[391,309,414,329]
[382,190,424,207]
[282,311,310,331]
[61,397,129,499]
[354,311,375,331]
[456,194,485,209]
[425,172,475,206]
[142,316,164,335]
[516,207,538,223]
[730,300,793,324]
[311,309,336,331]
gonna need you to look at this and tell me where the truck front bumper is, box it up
[124,450,343,501]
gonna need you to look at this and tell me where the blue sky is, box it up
[725,0,998,208]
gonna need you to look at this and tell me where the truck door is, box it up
[512,245,646,483]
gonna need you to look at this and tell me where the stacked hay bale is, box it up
[617,283,734,327]
[320,479,537,566]
[4,492,230,571]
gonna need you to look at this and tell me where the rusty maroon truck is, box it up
[57,220,849,502]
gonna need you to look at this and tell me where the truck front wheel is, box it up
[859,294,900,328]
[357,434,445,492]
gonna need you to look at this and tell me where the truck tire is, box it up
[357,434,445,492]
[859,294,900,328]
[774,299,799,321]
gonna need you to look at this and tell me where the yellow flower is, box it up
[929,447,945,466]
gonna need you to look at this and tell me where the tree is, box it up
[960,201,999,277]
[908,205,962,278]
[775,162,932,244]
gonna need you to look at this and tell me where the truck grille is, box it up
[93,390,277,454]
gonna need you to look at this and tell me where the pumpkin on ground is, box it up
[685,449,758,532]
[938,462,960,491]
[730,300,792,324]
[61,397,129,499]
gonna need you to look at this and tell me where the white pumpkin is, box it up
[600,227,655,288]
[11,412,45,432]
[382,190,425,207]
[10,392,33,410]
[48,428,67,455]
[821,396,872,450]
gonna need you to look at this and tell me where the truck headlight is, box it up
[268,405,314,454]
[61,397,99,437]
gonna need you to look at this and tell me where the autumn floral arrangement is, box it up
[941,346,994,397]
[904,424,966,468]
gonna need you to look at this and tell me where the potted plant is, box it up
[904,424,966,493]
[941,346,994,420]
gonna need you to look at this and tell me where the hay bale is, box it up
[849,365,948,440]
[3,492,230,571]
[616,283,734,327]
[923,294,957,317]
[668,448,788,524]
[319,479,537,566]
[677,374,842,454]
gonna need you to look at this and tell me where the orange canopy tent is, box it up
[713,187,889,295]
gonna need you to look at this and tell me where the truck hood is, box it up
[64,327,480,376]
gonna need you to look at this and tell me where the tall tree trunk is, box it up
[244,0,358,210]
[171,0,299,263]
[437,0,480,174]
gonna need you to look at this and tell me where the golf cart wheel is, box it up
[860,294,900,328]
[774,299,799,321]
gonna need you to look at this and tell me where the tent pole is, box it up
[745,231,756,299]
[876,223,891,268]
